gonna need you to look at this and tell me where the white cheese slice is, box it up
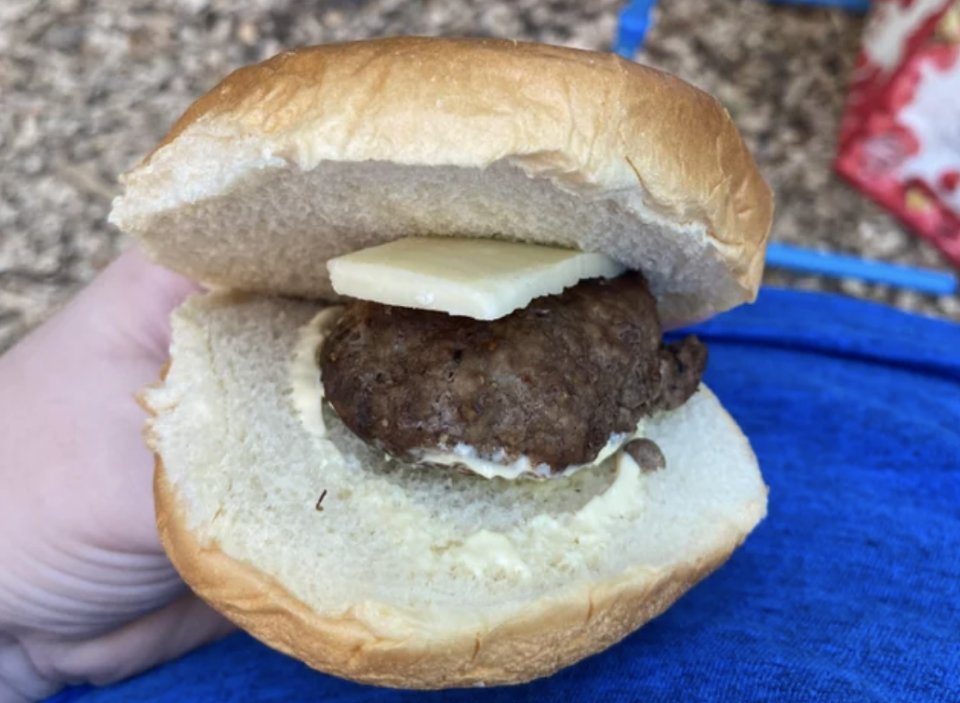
[327,237,625,320]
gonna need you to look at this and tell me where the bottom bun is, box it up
[145,292,768,689]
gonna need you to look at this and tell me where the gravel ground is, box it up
[2,0,958,352]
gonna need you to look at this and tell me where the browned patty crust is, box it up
[321,272,707,474]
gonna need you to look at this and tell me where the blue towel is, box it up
[48,287,960,702]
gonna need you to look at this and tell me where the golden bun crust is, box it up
[155,460,741,688]
[111,37,774,325]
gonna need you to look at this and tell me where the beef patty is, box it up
[320,272,707,474]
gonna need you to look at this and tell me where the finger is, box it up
[79,246,204,361]
[22,593,236,689]
[0,634,59,703]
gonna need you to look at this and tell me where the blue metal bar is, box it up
[614,0,656,58]
[765,243,958,295]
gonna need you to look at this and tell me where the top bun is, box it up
[109,37,773,323]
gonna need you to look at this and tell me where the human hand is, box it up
[0,248,234,703]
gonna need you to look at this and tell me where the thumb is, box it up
[76,247,202,361]
[22,594,235,690]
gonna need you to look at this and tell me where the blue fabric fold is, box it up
[47,288,960,703]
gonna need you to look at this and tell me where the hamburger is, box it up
[111,37,774,688]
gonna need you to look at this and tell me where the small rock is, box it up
[237,21,259,46]
[13,114,39,151]
[46,25,83,52]
[51,0,81,12]
[840,278,869,298]
[322,10,344,29]
[894,290,924,314]
[937,295,960,318]
[22,153,45,175]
